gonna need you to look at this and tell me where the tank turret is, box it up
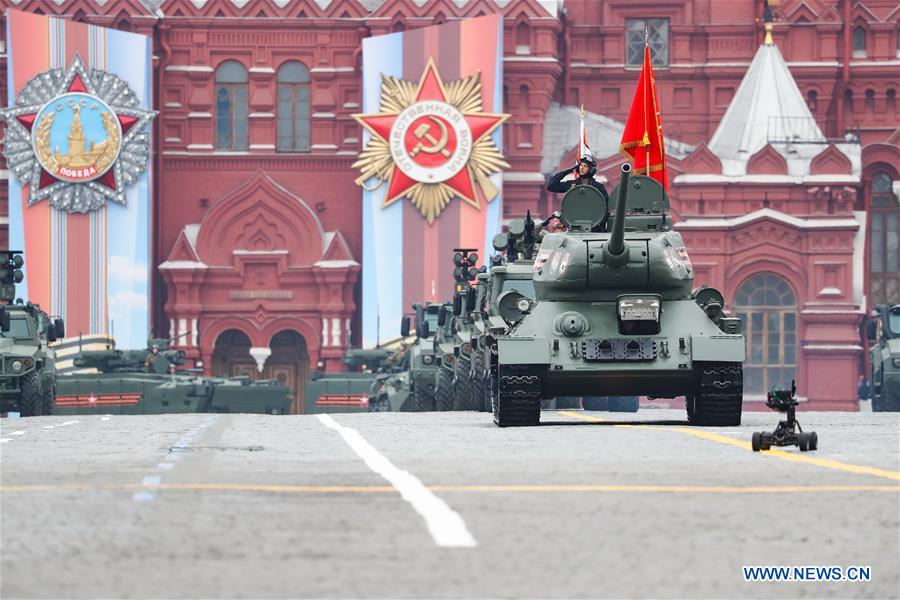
[533,164,691,301]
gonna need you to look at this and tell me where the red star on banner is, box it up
[355,59,507,208]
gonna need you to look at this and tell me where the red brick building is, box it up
[1,0,897,410]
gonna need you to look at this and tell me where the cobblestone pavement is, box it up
[1,409,898,599]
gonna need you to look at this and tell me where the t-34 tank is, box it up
[489,164,745,427]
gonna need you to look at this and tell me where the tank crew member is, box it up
[546,156,610,231]
[144,344,161,372]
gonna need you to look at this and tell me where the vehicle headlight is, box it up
[11,360,23,372]
[423,355,433,365]
[893,358,900,368]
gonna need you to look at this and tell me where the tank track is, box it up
[453,356,477,411]
[492,363,541,427]
[436,366,454,411]
[687,362,743,426]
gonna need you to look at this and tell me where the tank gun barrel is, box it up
[602,163,632,268]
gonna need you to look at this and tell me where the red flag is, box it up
[620,45,668,190]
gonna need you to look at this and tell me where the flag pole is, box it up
[643,29,650,176]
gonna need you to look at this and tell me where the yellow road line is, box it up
[558,410,900,482]
[0,483,897,494]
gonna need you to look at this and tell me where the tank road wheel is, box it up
[472,352,489,413]
[798,432,810,452]
[491,363,541,427]
[436,367,454,411]
[18,372,43,417]
[686,362,743,426]
[412,382,435,412]
[608,396,640,413]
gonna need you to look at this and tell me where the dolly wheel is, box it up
[751,432,762,452]
[808,431,818,451]
[799,432,810,452]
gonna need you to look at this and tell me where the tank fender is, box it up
[690,334,745,362]
[498,337,551,365]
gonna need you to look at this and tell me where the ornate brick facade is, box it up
[1,0,897,410]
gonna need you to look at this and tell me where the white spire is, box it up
[708,41,826,176]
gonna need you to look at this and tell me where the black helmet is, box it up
[578,155,597,178]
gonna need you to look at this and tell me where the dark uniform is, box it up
[546,156,610,231]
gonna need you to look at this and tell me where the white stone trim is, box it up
[164,137,182,143]
[0,169,8,181]
[504,56,558,63]
[186,143,214,150]
[233,249,288,255]
[802,344,864,351]
[343,102,360,109]
[311,144,338,150]
[187,112,212,119]
[674,174,859,185]
[165,65,213,73]
[503,171,546,182]
[313,112,336,118]
[158,260,208,269]
[249,144,276,150]
[191,318,198,348]
[675,208,860,230]
[249,66,275,73]
[311,66,355,73]
[164,102,183,108]
[249,112,275,118]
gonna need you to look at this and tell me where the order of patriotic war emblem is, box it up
[0,55,157,213]
[391,102,471,184]
[353,59,510,224]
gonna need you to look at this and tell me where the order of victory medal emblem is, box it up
[0,55,157,213]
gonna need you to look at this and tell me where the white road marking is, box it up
[317,414,477,548]
[42,425,55,429]
[100,417,111,421]
[11,431,26,436]
[133,415,218,503]
[59,420,79,426]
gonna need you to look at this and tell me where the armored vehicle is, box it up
[400,302,442,410]
[488,164,745,427]
[433,303,458,411]
[469,214,541,412]
[437,250,483,411]
[866,304,900,412]
[306,348,393,413]
[0,251,65,417]
[55,336,291,415]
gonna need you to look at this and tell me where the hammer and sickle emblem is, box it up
[410,116,451,158]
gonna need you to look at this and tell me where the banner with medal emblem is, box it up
[354,14,508,346]
[2,9,156,349]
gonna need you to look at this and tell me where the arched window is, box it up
[734,273,797,395]
[865,89,875,112]
[519,84,530,109]
[215,61,248,150]
[516,21,530,54]
[887,89,896,114]
[853,26,867,57]
[870,171,899,304]
[277,61,310,152]
[806,90,818,113]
